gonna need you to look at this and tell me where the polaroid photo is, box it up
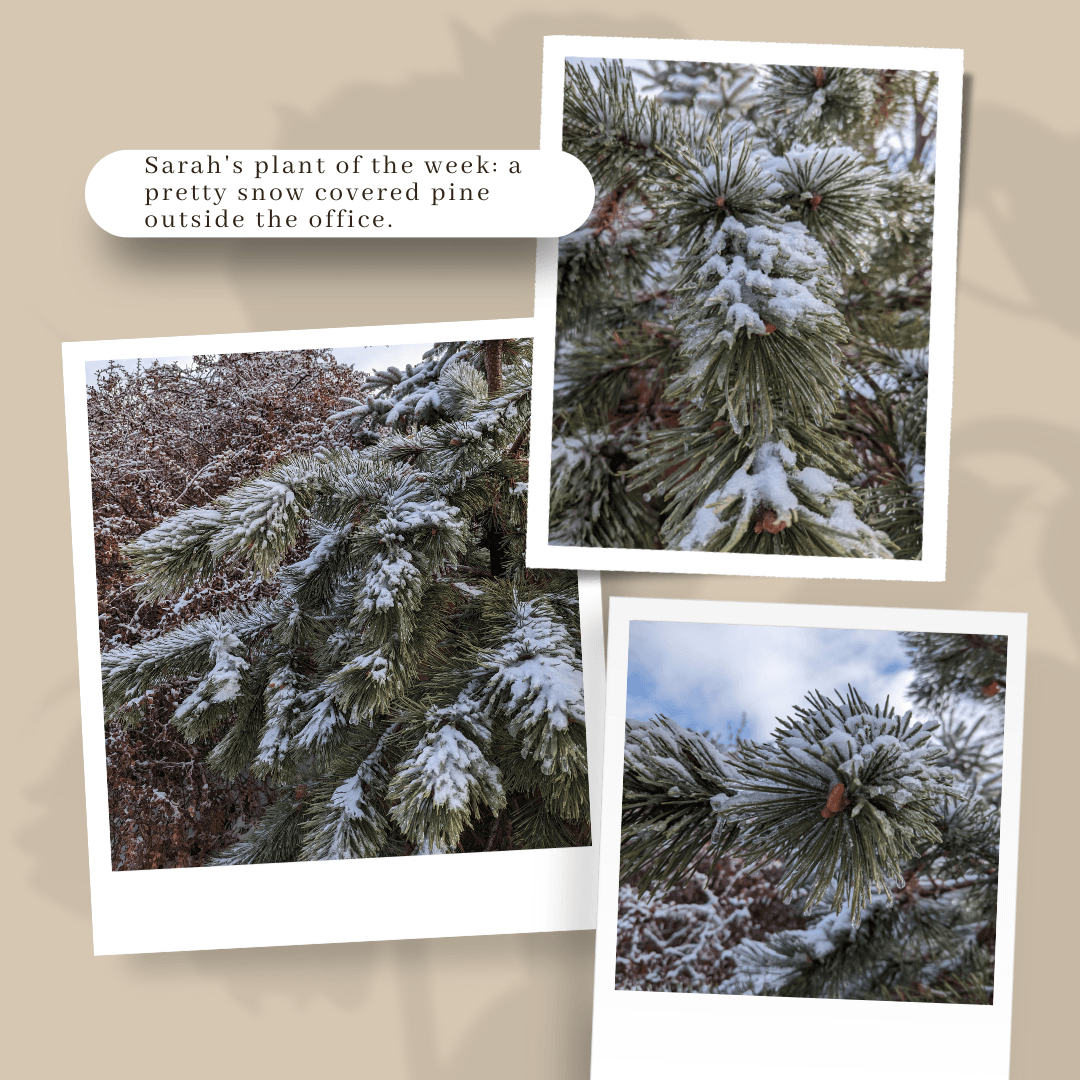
[528,37,963,581]
[594,597,1025,1080]
[63,317,605,955]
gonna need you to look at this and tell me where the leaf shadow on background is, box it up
[96,929,594,1080]
[82,12,686,336]
[948,420,1079,651]
[15,679,89,920]
[430,932,594,1080]
[219,12,684,332]
[959,101,1079,338]
[1006,653,1078,1078]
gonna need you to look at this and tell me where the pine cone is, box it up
[820,781,851,819]
[755,509,787,534]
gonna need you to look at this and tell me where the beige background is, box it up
[3,1,1076,1076]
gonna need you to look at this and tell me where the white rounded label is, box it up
[86,150,595,238]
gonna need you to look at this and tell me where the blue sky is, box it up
[84,342,436,385]
[626,622,915,742]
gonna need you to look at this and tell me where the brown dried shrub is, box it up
[89,350,370,869]
[615,856,806,992]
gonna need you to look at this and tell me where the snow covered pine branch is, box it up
[618,634,1005,1000]
[551,60,935,558]
[100,340,590,863]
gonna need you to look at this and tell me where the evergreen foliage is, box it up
[621,714,738,888]
[902,632,1008,712]
[551,59,937,558]
[617,630,1005,1001]
[99,340,590,863]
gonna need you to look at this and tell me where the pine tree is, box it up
[551,60,936,558]
[99,339,590,863]
[617,631,1005,1001]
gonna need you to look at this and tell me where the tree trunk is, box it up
[484,519,504,578]
[484,340,503,395]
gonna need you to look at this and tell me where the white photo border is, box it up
[63,317,606,955]
[527,37,963,582]
[594,596,1026,1080]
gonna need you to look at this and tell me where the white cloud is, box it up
[626,622,914,741]
[333,342,435,373]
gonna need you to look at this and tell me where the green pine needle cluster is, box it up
[712,689,955,918]
[621,714,739,888]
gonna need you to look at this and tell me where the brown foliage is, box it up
[89,350,370,869]
[106,713,274,870]
[615,856,806,992]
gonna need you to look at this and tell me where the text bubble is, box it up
[86,150,595,238]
